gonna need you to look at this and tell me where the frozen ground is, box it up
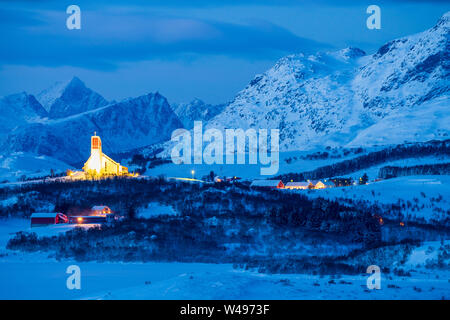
[0,218,448,299]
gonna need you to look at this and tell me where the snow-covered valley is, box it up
[0,219,448,300]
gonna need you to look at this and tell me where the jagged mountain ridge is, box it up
[2,12,449,169]
[203,12,449,151]
[4,93,183,165]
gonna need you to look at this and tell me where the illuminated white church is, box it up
[82,133,128,176]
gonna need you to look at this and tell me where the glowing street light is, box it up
[191,170,195,179]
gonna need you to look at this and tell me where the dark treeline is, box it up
[379,162,450,179]
[276,139,450,181]
[3,177,390,273]
[4,177,449,273]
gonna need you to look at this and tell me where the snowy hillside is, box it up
[0,93,47,142]
[4,93,183,165]
[203,13,449,151]
[0,152,70,182]
[36,77,108,119]
[206,47,366,151]
[171,98,225,129]
[353,12,449,118]
[347,97,449,147]
[296,175,450,223]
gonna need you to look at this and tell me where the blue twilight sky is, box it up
[0,0,449,104]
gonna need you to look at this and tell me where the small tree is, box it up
[359,173,369,185]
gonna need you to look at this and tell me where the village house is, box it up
[309,180,326,189]
[30,212,68,227]
[250,180,285,189]
[91,205,113,216]
[284,181,310,190]
[309,180,336,189]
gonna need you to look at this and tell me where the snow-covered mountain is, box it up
[36,77,108,119]
[1,12,449,174]
[0,92,47,141]
[4,93,183,165]
[171,98,225,129]
[204,12,449,151]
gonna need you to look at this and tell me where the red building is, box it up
[30,212,68,227]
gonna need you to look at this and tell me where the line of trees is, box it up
[276,139,450,181]
[4,177,385,269]
[379,162,450,179]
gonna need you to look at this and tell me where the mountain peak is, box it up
[66,76,85,89]
[190,97,204,104]
[36,77,108,119]
[36,80,70,112]
[4,91,183,164]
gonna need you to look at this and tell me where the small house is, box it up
[310,180,325,189]
[285,182,310,190]
[307,179,335,189]
[250,180,284,189]
[31,212,68,227]
[91,205,113,216]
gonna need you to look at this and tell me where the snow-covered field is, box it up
[83,262,450,300]
[0,218,448,299]
[0,248,448,300]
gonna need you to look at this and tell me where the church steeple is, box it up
[91,133,102,153]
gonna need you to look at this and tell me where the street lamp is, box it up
[191,170,195,179]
